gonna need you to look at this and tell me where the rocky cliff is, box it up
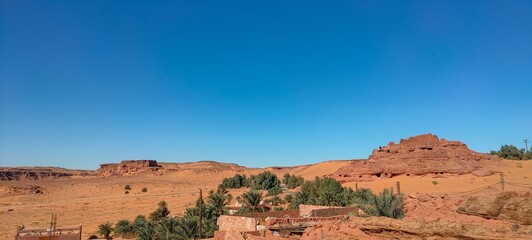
[0,167,91,181]
[332,134,503,182]
[97,160,161,176]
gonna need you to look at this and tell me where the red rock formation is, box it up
[97,160,161,176]
[0,167,91,181]
[332,134,503,182]
[457,191,532,225]
[301,216,531,240]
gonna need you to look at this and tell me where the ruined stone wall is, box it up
[218,215,257,232]
[265,215,348,226]
[299,204,353,217]
[311,206,358,217]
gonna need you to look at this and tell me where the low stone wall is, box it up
[218,215,257,232]
[265,215,348,226]
[299,204,356,217]
[311,206,358,217]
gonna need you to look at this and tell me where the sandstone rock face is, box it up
[0,167,91,181]
[331,134,503,182]
[302,216,532,240]
[97,160,161,176]
[457,192,532,225]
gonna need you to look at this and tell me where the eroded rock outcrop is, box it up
[0,167,90,181]
[97,160,161,176]
[332,134,503,182]
[302,216,532,240]
[457,191,532,225]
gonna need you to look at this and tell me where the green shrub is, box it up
[251,171,281,191]
[142,187,148,192]
[357,188,404,219]
[283,173,304,189]
[284,194,293,203]
[114,219,134,237]
[219,174,250,189]
[149,201,170,221]
[124,185,132,191]
[268,195,285,206]
[267,186,282,196]
[240,190,265,213]
[97,222,113,239]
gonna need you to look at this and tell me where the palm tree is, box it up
[114,219,134,237]
[241,190,264,212]
[97,222,113,239]
[136,222,156,240]
[155,217,186,240]
[358,188,404,219]
[207,190,232,216]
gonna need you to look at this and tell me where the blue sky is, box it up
[1,1,531,169]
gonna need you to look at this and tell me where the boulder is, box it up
[457,192,532,224]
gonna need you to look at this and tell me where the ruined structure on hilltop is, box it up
[332,134,503,182]
[97,160,160,176]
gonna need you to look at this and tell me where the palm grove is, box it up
[95,171,404,239]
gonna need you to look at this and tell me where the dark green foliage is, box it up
[356,188,405,219]
[240,190,266,213]
[136,222,156,240]
[251,171,281,191]
[299,177,346,206]
[149,201,170,222]
[290,191,309,209]
[284,194,293,203]
[219,174,250,188]
[133,215,148,231]
[283,173,304,189]
[490,144,532,160]
[116,190,232,240]
[206,189,232,216]
[142,187,148,192]
[97,222,113,239]
[267,186,282,196]
[114,219,134,237]
[268,195,285,206]
[155,217,186,240]
[125,185,132,191]
[220,171,282,192]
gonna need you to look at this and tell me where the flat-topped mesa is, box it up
[332,134,503,182]
[98,160,161,176]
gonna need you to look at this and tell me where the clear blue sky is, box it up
[1,1,531,170]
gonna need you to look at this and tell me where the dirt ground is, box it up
[0,160,530,239]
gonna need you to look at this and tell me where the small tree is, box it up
[357,188,404,219]
[241,190,265,212]
[114,219,134,237]
[136,222,156,240]
[97,222,113,239]
[149,201,170,221]
[125,185,132,191]
[133,215,148,232]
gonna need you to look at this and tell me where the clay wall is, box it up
[218,215,257,232]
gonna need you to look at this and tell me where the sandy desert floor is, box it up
[0,160,530,239]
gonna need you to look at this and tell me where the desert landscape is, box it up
[1,134,531,239]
